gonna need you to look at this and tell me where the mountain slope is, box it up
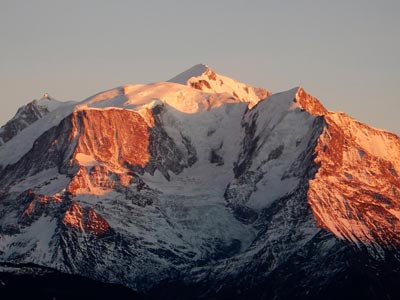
[0,65,399,299]
[309,111,400,253]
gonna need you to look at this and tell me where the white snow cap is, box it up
[168,63,271,108]
[168,64,210,84]
[36,93,65,111]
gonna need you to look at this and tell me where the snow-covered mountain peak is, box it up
[169,64,272,107]
[0,93,72,146]
[0,68,271,167]
[168,64,210,84]
[36,93,66,112]
[75,82,240,118]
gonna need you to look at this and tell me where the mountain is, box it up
[0,65,399,299]
[0,93,71,146]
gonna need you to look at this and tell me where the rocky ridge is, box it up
[0,93,69,146]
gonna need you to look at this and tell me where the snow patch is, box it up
[75,153,97,167]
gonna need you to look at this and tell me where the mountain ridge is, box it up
[0,93,70,146]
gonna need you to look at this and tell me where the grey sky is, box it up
[1,0,399,134]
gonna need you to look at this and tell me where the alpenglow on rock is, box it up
[0,65,399,300]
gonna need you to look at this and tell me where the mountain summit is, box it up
[0,65,399,299]
[168,63,210,84]
[169,64,271,107]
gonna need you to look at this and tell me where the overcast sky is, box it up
[1,0,399,134]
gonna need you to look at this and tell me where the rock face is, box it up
[68,109,152,195]
[0,65,399,299]
[62,202,110,236]
[309,112,400,252]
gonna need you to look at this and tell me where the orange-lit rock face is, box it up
[21,201,35,218]
[72,109,151,168]
[68,165,117,195]
[295,87,328,116]
[253,87,272,101]
[308,111,400,248]
[67,109,151,195]
[295,88,400,249]
[63,202,84,231]
[85,207,110,235]
[190,80,212,90]
[62,202,109,236]
[20,191,60,219]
